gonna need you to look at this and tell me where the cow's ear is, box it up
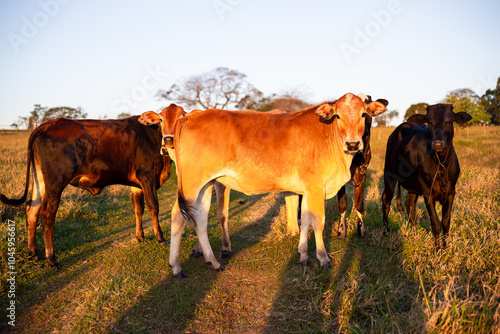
[365,100,387,117]
[454,111,472,125]
[315,103,336,120]
[407,114,427,125]
[139,111,161,126]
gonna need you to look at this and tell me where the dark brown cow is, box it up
[0,115,172,268]
[382,103,471,248]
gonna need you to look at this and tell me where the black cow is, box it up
[0,115,173,268]
[381,103,471,248]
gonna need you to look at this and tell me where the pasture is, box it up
[1,126,499,333]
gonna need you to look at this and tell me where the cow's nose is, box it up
[346,141,360,152]
[163,136,174,148]
[432,140,446,151]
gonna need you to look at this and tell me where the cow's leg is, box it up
[190,183,231,259]
[441,191,455,248]
[169,198,188,278]
[40,187,62,269]
[382,172,397,231]
[301,191,332,269]
[354,177,367,237]
[140,179,166,243]
[396,183,404,212]
[405,193,418,227]
[337,186,347,239]
[25,167,44,260]
[191,184,223,272]
[284,192,300,236]
[423,195,442,249]
[215,182,232,258]
[131,187,146,242]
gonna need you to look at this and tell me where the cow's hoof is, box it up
[136,236,146,242]
[300,258,311,266]
[174,271,188,279]
[189,250,203,258]
[215,265,225,272]
[157,238,168,244]
[220,250,232,259]
[321,261,333,270]
[49,261,61,270]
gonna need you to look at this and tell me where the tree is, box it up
[240,87,312,112]
[41,106,87,123]
[374,110,399,127]
[404,102,428,119]
[117,112,132,119]
[157,67,262,110]
[480,77,500,124]
[444,89,489,125]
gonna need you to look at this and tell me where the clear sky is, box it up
[1,0,499,128]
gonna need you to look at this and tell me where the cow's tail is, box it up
[0,132,35,206]
[174,117,195,223]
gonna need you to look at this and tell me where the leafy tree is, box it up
[117,112,132,118]
[444,89,489,125]
[41,106,87,123]
[480,77,500,124]
[404,102,428,119]
[240,87,311,112]
[157,67,262,110]
[374,110,399,127]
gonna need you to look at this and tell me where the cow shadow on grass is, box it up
[110,192,279,333]
[264,180,421,332]
[0,184,177,333]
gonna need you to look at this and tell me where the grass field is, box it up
[0,125,499,333]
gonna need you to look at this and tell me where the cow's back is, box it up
[175,108,351,197]
[32,117,165,192]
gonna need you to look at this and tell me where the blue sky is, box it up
[1,0,499,128]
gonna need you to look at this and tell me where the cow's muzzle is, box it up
[432,140,446,152]
[346,141,360,152]
[163,135,174,148]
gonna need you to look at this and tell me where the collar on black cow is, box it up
[428,151,449,203]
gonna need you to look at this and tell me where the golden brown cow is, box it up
[139,105,233,258]
[168,93,387,277]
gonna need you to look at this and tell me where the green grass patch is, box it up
[1,127,499,333]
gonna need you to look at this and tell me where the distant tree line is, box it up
[12,105,87,130]
[156,67,401,126]
[13,69,499,130]
[404,77,500,125]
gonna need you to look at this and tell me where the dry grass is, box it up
[0,126,499,333]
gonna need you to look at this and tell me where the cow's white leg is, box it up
[193,184,223,271]
[355,209,366,237]
[215,182,232,258]
[169,198,188,277]
[338,212,347,239]
[304,191,332,269]
[297,195,310,265]
[285,192,300,236]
